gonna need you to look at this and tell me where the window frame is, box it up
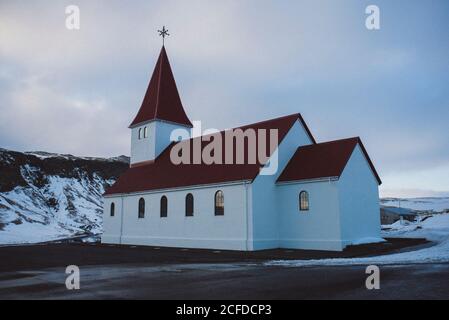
[138,197,145,218]
[143,126,148,138]
[160,195,168,218]
[110,202,115,217]
[299,191,309,212]
[214,190,224,216]
[185,193,194,217]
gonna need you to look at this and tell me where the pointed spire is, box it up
[130,46,192,128]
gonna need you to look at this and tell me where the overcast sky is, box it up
[1,0,448,198]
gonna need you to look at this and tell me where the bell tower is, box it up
[129,45,192,166]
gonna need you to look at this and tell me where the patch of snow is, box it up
[0,221,73,245]
[351,237,386,245]
[0,148,126,245]
[0,172,110,245]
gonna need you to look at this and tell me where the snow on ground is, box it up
[0,148,127,245]
[381,197,449,213]
[267,213,449,266]
[0,221,74,245]
[351,237,386,245]
[0,173,108,245]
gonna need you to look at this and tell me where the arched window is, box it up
[138,128,142,140]
[160,196,167,217]
[215,190,224,216]
[138,198,145,218]
[299,191,309,211]
[143,126,148,138]
[186,193,194,216]
[110,202,115,217]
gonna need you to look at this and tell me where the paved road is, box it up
[1,262,449,299]
[0,243,447,299]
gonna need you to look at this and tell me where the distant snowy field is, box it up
[381,197,449,213]
[268,213,449,266]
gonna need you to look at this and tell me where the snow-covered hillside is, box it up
[381,197,449,213]
[0,148,128,245]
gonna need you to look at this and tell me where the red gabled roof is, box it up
[129,46,192,128]
[105,114,314,195]
[277,137,382,185]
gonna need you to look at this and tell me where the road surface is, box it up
[0,242,447,300]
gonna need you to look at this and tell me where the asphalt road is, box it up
[1,262,449,299]
[0,242,447,300]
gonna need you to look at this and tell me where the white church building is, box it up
[102,46,382,251]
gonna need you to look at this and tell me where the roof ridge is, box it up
[300,136,359,147]
[154,46,164,119]
[236,113,300,128]
[174,113,301,143]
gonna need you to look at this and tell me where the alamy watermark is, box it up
[169,121,279,175]
[65,265,80,290]
[65,5,80,30]
[365,5,380,30]
[365,265,380,290]
[63,5,380,32]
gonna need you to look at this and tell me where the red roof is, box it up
[105,114,315,195]
[277,137,382,185]
[129,46,192,128]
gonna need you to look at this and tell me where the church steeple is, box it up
[129,45,192,166]
[130,46,192,128]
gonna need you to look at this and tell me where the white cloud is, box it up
[0,73,128,156]
[1,0,448,197]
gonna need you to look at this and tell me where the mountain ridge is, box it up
[0,148,129,244]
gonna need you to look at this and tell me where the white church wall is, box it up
[277,180,344,251]
[102,182,250,250]
[250,120,314,250]
[102,196,124,244]
[337,144,382,246]
[130,122,157,164]
[154,121,190,158]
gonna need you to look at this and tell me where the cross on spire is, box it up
[158,26,169,45]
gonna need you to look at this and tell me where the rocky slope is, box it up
[0,148,128,244]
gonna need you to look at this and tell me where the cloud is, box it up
[0,72,128,156]
[0,0,449,196]
[381,162,449,195]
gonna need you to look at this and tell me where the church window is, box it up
[110,202,115,217]
[215,190,224,215]
[138,198,145,218]
[144,126,148,138]
[186,193,194,216]
[160,196,168,217]
[299,191,309,211]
